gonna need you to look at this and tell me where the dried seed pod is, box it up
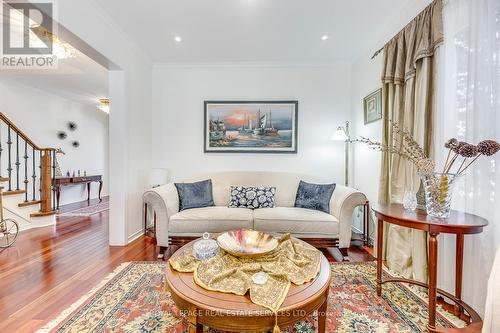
[458,144,478,158]
[477,140,500,156]
[445,138,458,149]
[416,158,435,175]
[452,141,468,154]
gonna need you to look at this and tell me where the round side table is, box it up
[373,204,488,333]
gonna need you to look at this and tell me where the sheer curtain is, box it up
[435,0,500,318]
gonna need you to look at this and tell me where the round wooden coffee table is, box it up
[165,238,331,333]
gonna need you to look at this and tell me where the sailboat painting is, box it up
[204,101,298,153]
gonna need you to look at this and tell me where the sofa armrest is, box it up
[142,183,179,247]
[329,185,367,249]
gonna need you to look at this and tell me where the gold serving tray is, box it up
[217,229,278,258]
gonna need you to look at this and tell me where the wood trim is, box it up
[0,112,55,151]
[18,200,42,207]
[0,177,10,182]
[40,151,52,213]
[3,190,26,196]
[30,210,57,217]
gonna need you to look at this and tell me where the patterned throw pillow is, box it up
[229,186,276,209]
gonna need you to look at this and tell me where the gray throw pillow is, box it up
[229,186,276,209]
[294,180,336,213]
[175,179,215,211]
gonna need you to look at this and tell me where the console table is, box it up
[54,175,103,209]
[373,204,488,333]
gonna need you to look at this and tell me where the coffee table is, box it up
[165,238,331,333]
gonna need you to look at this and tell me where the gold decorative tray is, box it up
[217,229,278,258]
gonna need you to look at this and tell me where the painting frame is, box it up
[363,88,382,125]
[204,100,298,154]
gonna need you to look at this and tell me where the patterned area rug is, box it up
[58,201,109,217]
[38,261,465,333]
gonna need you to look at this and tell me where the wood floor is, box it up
[0,201,373,332]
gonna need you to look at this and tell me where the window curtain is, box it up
[435,0,500,322]
[378,0,443,282]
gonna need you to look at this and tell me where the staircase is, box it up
[0,112,57,231]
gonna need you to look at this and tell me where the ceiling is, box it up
[0,51,108,106]
[96,0,421,63]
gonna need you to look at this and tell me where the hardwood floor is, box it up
[0,205,373,332]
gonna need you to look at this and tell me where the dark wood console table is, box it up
[53,175,103,209]
[373,204,488,333]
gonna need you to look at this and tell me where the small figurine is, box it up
[78,169,81,176]
[66,170,70,177]
[72,170,76,177]
[84,171,87,176]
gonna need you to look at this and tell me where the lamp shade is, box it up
[150,168,169,187]
[331,127,349,141]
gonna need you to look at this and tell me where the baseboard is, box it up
[127,229,144,243]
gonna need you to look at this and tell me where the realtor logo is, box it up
[1,1,57,69]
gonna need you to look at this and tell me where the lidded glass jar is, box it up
[192,232,219,260]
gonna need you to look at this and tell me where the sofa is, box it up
[143,171,367,258]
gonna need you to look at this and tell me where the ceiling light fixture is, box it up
[174,36,182,42]
[30,25,77,59]
[98,98,110,114]
[321,35,329,41]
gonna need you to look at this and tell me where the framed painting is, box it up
[204,101,298,153]
[364,88,382,124]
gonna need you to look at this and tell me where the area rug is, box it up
[58,201,109,217]
[38,261,465,333]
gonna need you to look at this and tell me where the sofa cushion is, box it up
[253,207,339,236]
[169,206,253,234]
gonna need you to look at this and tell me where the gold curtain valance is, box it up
[382,0,443,85]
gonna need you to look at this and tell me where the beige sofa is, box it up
[143,171,367,258]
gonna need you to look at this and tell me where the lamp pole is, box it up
[344,121,350,187]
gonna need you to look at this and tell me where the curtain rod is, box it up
[370,0,439,60]
[371,46,384,59]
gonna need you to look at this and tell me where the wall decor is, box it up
[72,140,80,148]
[204,101,298,153]
[363,88,382,125]
[57,131,67,140]
[67,121,78,131]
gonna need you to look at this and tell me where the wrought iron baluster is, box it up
[7,125,12,191]
[52,150,56,210]
[39,150,42,196]
[0,122,2,178]
[15,133,20,190]
[32,147,36,201]
[24,140,28,202]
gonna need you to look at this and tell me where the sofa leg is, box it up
[157,246,168,260]
[339,248,349,261]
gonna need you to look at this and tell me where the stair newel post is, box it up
[23,140,28,202]
[32,147,36,201]
[40,149,52,213]
[7,125,12,191]
[39,150,42,198]
[0,122,2,178]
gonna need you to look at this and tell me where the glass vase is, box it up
[402,190,417,211]
[419,173,460,219]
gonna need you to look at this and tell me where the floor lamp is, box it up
[331,121,351,187]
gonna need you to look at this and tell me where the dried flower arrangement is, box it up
[358,122,500,217]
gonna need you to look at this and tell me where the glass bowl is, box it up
[216,229,278,258]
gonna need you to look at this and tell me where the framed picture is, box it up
[204,101,298,153]
[364,88,382,124]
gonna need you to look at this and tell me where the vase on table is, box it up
[402,190,417,211]
[419,172,461,219]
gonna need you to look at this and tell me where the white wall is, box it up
[152,63,351,183]
[56,0,153,244]
[0,78,109,205]
[350,0,432,231]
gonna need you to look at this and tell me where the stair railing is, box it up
[0,112,56,213]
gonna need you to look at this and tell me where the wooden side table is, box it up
[373,204,487,333]
[54,175,103,209]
